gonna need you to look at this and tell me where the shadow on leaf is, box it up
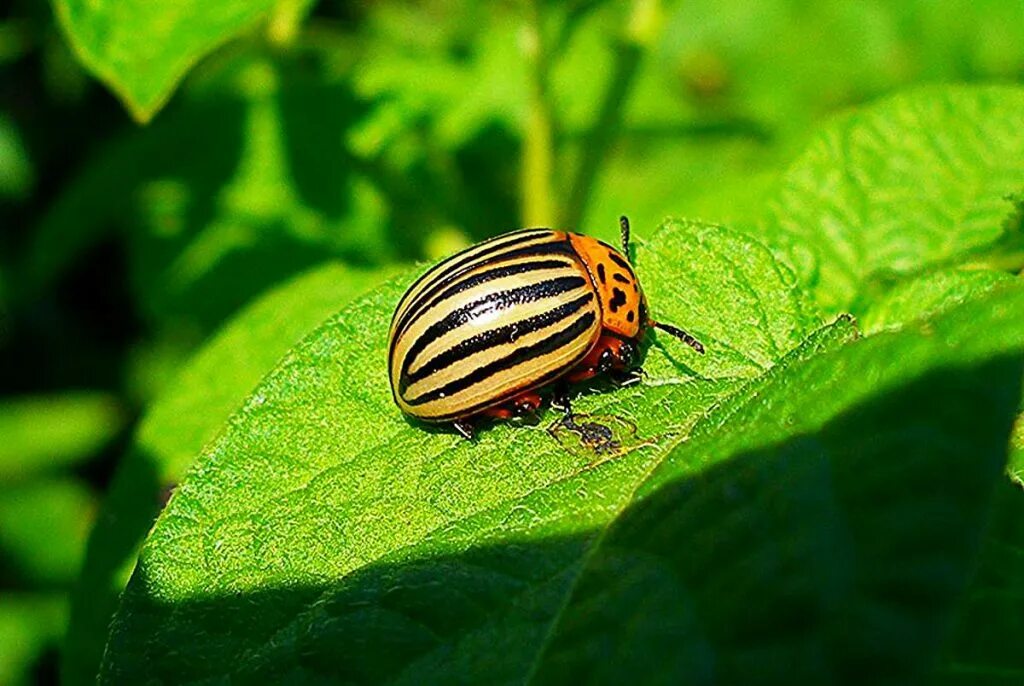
[99,355,1021,684]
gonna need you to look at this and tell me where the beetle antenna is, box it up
[619,215,631,261]
[651,320,705,354]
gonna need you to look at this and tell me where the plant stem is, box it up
[522,0,557,228]
[266,0,311,46]
[563,0,661,230]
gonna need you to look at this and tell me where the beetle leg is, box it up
[551,384,573,420]
[452,419,475,441]
[482,391,542,421]
[611,367,645,387]
[511,391,543,417]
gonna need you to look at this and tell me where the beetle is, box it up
[388,216,704,439]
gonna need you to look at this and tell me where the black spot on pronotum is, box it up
[597,263,607,284]
[626,310,635,323]
[612,273,630,284]
[609,287,627,312]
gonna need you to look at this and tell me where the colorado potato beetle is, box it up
[388,216,704,439]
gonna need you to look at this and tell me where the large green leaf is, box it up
[761,86,1024,314]
[52,0,278,121]
[62,261,396,686]
[532,287,1024,683]
[98,219,826,680]
[102,260,1024,683]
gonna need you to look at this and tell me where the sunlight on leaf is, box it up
[52,0,278,121]
[862,268,1016,334]
[762,86,1024,314]
[62,262,397,686]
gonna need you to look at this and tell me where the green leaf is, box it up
[0,393,123,481]
[0,595,66,686]
[101,220,1024,682]
[533,287,1024,684]
[761,86,1024,314]
[1009,419,1024,487]
[52,0,278,121]
[862,268,1016,334]
[98,219,831,681]
[0,114,33,199]
[936,480,1024,685]
[62,261,396,686]
[0,479,94,585]
[25,54,394,334]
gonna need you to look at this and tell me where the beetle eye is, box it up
[598,348,616,373]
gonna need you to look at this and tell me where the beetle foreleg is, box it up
[452,419,476,441]
[611,367,645,387]
[551,384,573,419]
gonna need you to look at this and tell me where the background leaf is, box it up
[52,0,279,121]
[0,392,123,480]
[760,86,1024,314]
[0,114,33,199]
[24,53,392,337]
[0,479,93,586]
[1010,419,1024,487]
[0,595,65,686]
[861,268,1016,334]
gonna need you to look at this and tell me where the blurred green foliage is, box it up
[1,0,1023,683]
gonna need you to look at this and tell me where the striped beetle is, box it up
[388,216,704,439]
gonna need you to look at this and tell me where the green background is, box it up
[1,1,1023,684]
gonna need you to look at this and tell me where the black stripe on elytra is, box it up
[398,275,587,375]
[608,252,631,270]
[428,354,586,421]
[390,229,553,328]
[401,292,594,393]
[406,310,597,406]
[394,241,576,339]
